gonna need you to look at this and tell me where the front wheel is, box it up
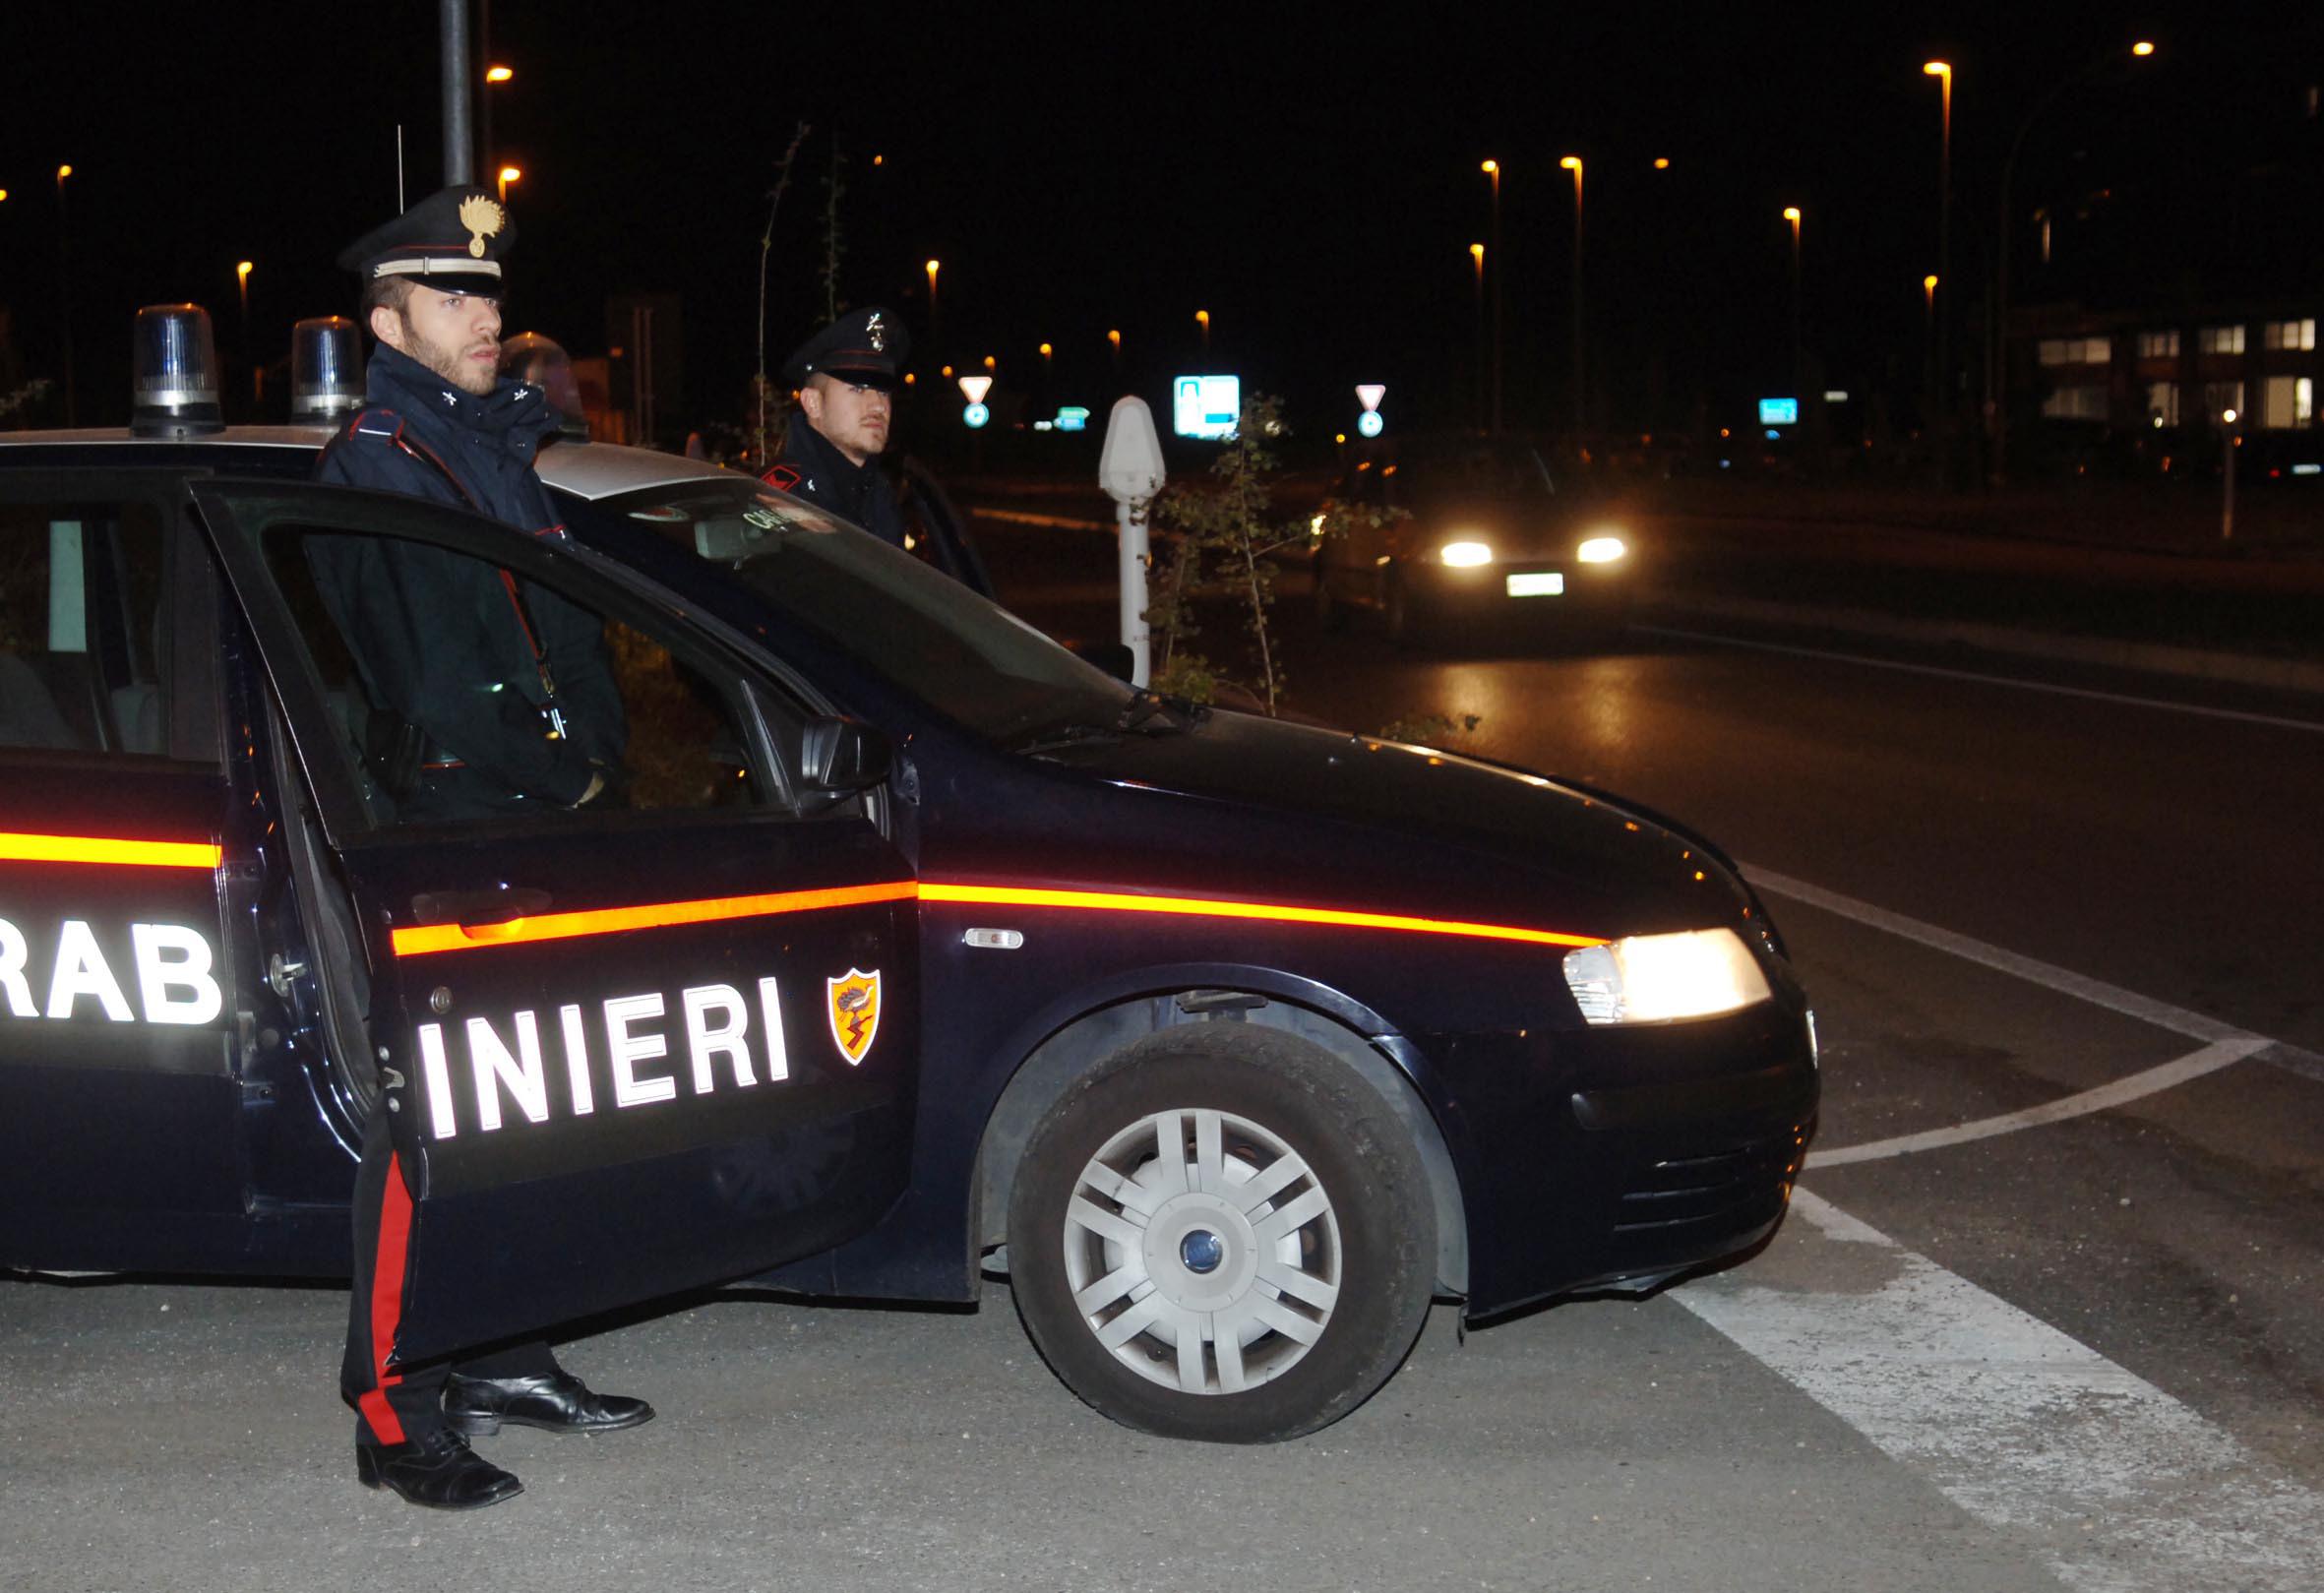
[1008,1026,1437,1443]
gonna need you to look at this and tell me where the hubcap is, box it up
[1059,1106,1342,1396]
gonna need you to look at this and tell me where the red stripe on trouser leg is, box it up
[355,1151,415,1444]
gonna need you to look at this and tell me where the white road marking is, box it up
[1745,865,2267,1046]
[1808,1035,2271,1166]
[1677,1190,2324,1592]
[1641,624,2324,734]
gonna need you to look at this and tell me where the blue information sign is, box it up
[1758,398,1799,426]
[963,402,991,430]
[1172,375,1242,439]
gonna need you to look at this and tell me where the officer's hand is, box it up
[573,771,607,808]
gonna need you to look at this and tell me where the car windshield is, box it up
[582,479,1134,744]
[1398,441,1558,504]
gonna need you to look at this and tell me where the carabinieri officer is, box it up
[764,305,910,547]
[315,185,651,1511]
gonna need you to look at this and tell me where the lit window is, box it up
[2262,375,2314,429]
[2137,331,2179,360]
[2200,325,2246,355]
[2203,380,2244,420]
[2038,337,2109,367]
[2041,386,2108,421]
[2264,318,2316,351]
[2145,382,2179,427]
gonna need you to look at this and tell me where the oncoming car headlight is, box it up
[1575,534,1627,564]
[1561,928,1771,1024]
[1438,539,1494,567]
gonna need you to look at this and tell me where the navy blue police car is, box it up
[0,309,1814,1442]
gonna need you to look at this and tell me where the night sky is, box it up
[4,3,2319,447]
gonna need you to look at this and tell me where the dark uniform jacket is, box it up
[768,410,906,546]
[311,344,625,819]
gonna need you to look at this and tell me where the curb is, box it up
[1642,591,2324,698]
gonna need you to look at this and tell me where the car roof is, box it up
[0,424,750,503]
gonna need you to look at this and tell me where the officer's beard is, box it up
[395,314,501,398]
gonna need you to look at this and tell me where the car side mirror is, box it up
[798,715,891,793]
[1069,640,1136,683]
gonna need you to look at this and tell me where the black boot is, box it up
[444,1371,655,1436]
[355,1425,523,1510]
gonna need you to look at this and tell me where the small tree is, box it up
[1147,397,1307,712]
[753,123,812,466]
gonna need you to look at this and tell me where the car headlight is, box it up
[1575,534,1627,564]
[1561,928,1771,1024]
[1438,539,1494,567]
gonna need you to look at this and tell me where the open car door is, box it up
[191,479,919,1359]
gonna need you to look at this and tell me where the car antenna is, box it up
[396,124,405,213]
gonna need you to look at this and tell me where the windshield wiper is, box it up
[1012,691,1208,758]
[1114,689,1209,734]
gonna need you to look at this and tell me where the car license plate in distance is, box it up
[1505,572,1564,597]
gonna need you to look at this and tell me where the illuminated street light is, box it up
[1783,208,1804,400]
[237,260,254,317]
[1487,156,1505,427]
[984,354,997,373]
[497,164,521,204]
[1925,61,1953,449]
[1195,309,1209,353]
[1561,155,1585,429]
[1652,156,1671,170]
[1470,243,1487,428]
[1992,40,2160,482]
[56,163,77,423]
[1039,341,1052,362]
[485,64,514,83]
[925,259,941,359]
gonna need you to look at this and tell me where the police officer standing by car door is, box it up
[313,185,651,1510]
[763,306,910,546]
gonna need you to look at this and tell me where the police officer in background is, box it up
[764,305,910,546]
[313,185,651,1510]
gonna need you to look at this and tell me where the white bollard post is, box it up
[1097,397,1166,687]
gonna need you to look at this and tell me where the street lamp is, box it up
[1195,309,1209,354]
[497,164,521,204]
[1470,242,1487,430]
[1924,62,1953,443]
[236,260,256,412]
[1561,154,1584,431]
[56,163,75,425]
[1991,40,2159,483]
[1482,159,1502,433]
[1923,274,1939,419]
[482,63,514,183]
[1783,208,1803,400]
[925,259,941,360]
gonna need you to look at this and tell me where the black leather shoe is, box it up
[444,1371,655,1437]
[355,1427,523,1510]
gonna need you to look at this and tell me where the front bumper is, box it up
[1449,1001,1817,1318]
[1409,560,1631,619]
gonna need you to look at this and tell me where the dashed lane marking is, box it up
[1641,624,2324,734]
[1677,1190,2324,1592]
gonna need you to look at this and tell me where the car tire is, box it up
[1008,1025,1437,1443]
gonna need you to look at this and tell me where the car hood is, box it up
[996,707,1757,944]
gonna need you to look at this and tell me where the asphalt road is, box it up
[5,515,2321,1592]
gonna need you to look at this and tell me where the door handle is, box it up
[409,887,554,927]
